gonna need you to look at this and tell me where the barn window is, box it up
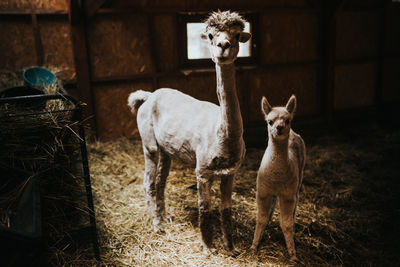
[179,14,258,69]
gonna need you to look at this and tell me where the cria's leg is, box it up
[143,146,164,233]
[220,175,240,257]
[251,194,276,250]
[197,173,215,255]
[279,197,298,261]
[156,150,172,222]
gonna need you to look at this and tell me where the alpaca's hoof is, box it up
[163,213,174,223]
[227,248,241,258]
[201,246,217,256]
[249,244,258,253]
[153,224,166,234]
[289,255,298,262]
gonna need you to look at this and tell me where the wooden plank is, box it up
[0,9,67,15]
[69,0,97,137]
[31,14,44,66]
[89,60,320,85]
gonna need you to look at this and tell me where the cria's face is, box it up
[202,26,251,65]
[266,108,292,140]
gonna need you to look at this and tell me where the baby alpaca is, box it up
[251,95,306,261]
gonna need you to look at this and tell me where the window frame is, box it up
[178,13,259,69]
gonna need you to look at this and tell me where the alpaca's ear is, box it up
[286,95,297,114]
[201,32,208,40]
[240,32,251,43]
[261,96,272,116]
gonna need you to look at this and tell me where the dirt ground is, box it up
[75,121,399,266]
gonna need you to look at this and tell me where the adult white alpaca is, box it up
[128,11,251,255]
[250,95,306,261]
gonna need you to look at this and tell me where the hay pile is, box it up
[87,123,400,266]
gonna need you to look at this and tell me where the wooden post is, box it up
[147,14,160,90]
[31,14,44,66]
[376,1,389,108]
[69,0,97,137]
[320,0,345,124]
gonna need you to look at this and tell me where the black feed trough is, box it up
[0,94,100,263]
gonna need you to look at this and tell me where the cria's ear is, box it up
[201,32,208,40]
[261,96,272,116]
[240,32,251,43]
[285,94,297,114]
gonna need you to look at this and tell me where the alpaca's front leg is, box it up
[251,194,276,251]
[220,175,240,256]
[279,197,298,261]
[197,173,215,255]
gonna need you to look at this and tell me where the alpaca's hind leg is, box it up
[197,172,215,254]
[251,194,276,250]
[143,146,164,233]
[155,150,171,222]
[220,174,239,256]
[279,197,297,261]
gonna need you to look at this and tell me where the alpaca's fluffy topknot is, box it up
[204,10,246,32]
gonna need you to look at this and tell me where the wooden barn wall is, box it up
[93,81,153,139]
[39,17,75,80]
[1,0,398,140]
[87,14,154,79]
[259,13,319,64]
[334,11,379,110]
[0,0,74,80]
[0,16,37,70]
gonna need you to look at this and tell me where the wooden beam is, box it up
[69,0,97,137]
[31,14,44,66]
[0,9,67,15]
[97,7,318,15]
[84,0,108,20]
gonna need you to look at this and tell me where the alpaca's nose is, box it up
[277,125,284,132]
[217,40,231,50]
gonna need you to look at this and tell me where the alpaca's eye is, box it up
[268,120,273,126]
[208,33,213,40]
[286,119,290,124]
[235,33,241,40]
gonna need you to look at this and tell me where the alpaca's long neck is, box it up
[215,63,243,139]
[267,136,289,163]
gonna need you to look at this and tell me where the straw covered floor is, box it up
[84,124,399,266]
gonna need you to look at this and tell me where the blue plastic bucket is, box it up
[23,67,57,90]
